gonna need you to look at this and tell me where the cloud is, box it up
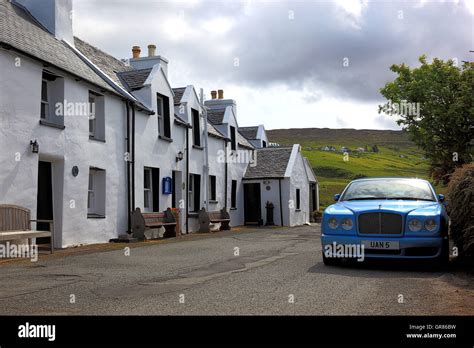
[72,0,473,129]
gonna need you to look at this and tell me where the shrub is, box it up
[446,163,474,259]
[312,210,323,223]
[352,174,367,180]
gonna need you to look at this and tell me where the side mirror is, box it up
[438,194,445,202]
[334,194,341,202]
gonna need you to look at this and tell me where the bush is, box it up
[446,163,474,259]
[312,210,323,223]
[352,174,367,180]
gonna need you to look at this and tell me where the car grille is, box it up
[358,213,403,234]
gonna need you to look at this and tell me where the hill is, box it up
[267,128,434,208]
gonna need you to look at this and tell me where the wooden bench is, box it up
[131,207,177,240]
[0,204,54,254]
[198,208,231,233]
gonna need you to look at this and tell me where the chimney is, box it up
[211,90,217,99]
[132,46,141,59]
[16,0,74,45]
[129,44,169,77]
[148,44,156,57]
[218,89,224,99]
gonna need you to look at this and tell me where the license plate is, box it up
[362,240,399,250]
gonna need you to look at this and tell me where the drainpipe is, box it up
[185,111,190,234]
[224,141,228,210]
[131,104,136,211]
[126,101,131,232]
[201,89,210,211]
[279,178,283,226]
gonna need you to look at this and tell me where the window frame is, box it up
[296,188,301,210]
[209,175,217,202]
[144,168,153,212]
[231,180,237,209]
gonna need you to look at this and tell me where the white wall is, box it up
[0,48,129,247]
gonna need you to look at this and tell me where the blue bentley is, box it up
[321,178,449,265]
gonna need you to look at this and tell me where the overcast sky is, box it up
[73,0,474,130]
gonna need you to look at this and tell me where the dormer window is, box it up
[192,108,201,147]
[230,126,236,150]
[157,93,171,140]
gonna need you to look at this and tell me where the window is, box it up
[231,180,237,209]
[157,93,171,139]
[230,126,236,150]
[262,140,267,148]
[87,168,106,218]
[188,174,201,212]
[89,91,105,141]
[209,175,216,201]
[144,167,160,212]
[41,80,49,119]
[192,108,201,146]
[40,70,64,127]
[296,188,301,210]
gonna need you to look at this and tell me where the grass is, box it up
[267,128,446,209]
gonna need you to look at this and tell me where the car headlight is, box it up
[341,218,353,230]
[424,218,437,232]
[408,218,422,232]
[328,218,339,229]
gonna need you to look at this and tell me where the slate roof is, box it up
[244,147,293,179]
[172,87,186,105]
[117,68,153,91]
[74,37,132,90]
[208,123,227,140]
[238,126,259,140]
[0,0,114,92]
[237,131,254,149]
[207,108,226,125]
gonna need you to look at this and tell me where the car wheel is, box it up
[322,251,340,266]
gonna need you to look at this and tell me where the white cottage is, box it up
[242,145,319,226]
[0,0,319,249]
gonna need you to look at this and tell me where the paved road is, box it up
[0,225,472,315]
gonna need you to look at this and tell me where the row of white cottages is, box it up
[0,0,319,248]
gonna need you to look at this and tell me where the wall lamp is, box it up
[30,140,39,154]
[176,151,184,162]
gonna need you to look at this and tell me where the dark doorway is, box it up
[36,161,53,243]
[244,183,262,225]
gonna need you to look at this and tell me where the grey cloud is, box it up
[74,0,473,103]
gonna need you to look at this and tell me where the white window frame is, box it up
[188,174,194,211]
[41,79,49,119]
[89,94,96,137]
[87,172,95,213]
[157,95,164,135]
[144,168,153,212]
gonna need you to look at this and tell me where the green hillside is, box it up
[267,128,442,209]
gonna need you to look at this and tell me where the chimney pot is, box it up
[132,46,141,59]
[148,44,156,57]
[218,89,224,99]
[211,90,217,99]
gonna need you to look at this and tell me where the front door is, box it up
[244,183,262,225]
[36,161,53,242]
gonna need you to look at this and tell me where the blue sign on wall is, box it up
[162,177,172,195]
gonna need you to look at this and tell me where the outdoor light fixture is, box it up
[176,151,184,162]
[30,140,39,154]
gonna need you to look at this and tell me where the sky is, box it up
[73,0,474,130]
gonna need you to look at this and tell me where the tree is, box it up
[379,55,473,183]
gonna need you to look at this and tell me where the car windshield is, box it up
[340,179,436,201]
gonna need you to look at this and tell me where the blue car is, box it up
[321,178,449,265]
